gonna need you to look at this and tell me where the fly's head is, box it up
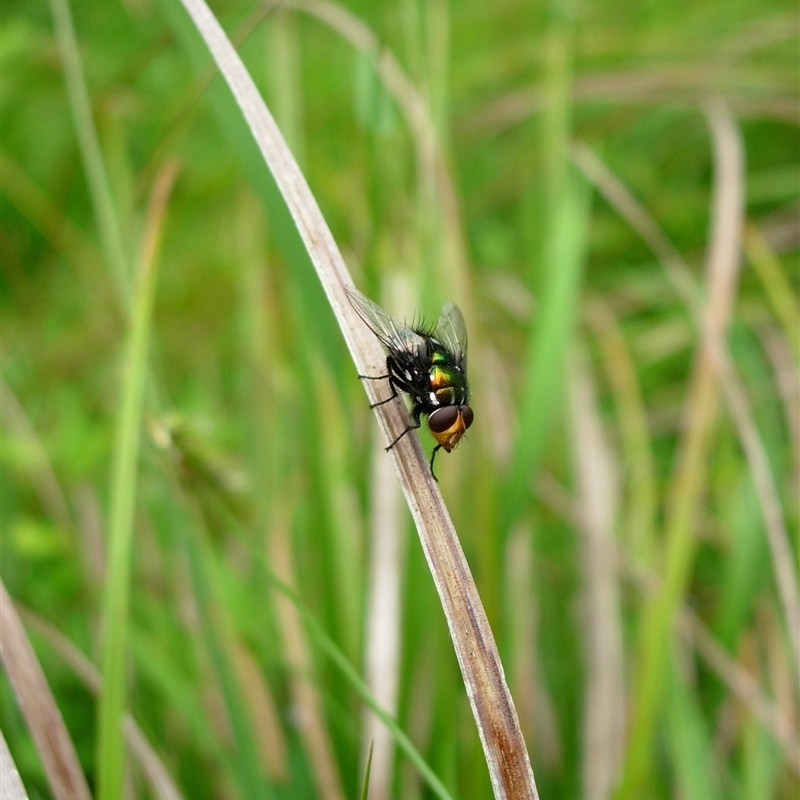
[427,405,474,452]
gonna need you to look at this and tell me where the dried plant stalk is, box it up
[177,0,537,796]
[0,580,92,800]
[1,730,29,800]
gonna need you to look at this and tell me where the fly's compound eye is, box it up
[461,405,474,429]
[428,406,460,434]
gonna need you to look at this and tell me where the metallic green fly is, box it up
[347,287,474,480]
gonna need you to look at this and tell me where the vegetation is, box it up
[1,0,797,798]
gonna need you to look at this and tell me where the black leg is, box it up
[369,393,398,409]
[385,422,421,451]
[364,373,417,410]
[357,371,399,408]
[429,444,442,482]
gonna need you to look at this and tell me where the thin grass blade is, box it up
[0,580,92,800]
[175,1,538,795]
[48,0,128,299]
[96,163,177,800]
[567,346,625,800]
[615,98,746,798]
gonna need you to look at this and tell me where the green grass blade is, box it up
[182,515,273,800]
[359,741,374,800]
[506,170,591,527]
[48,0,128,299]
[96,166,176,800]
[158,0,342,375]
[614,100,746,799]
[745,224,800,361]
[504,0,589,528]
[265,572,456,800]
[586,299,659,569]
[665,657,723,800]
[741,720,782,800]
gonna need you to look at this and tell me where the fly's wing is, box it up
[346,287,427,357]
[435,302,468,371]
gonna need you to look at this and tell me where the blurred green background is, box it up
[1,0,798,798]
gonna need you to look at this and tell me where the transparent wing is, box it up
[346,287,427,356]
[435,302,468,370]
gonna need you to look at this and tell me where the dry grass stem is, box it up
[269,510,346,800]
[704,100,799,677]
[681,612,800,774]
[231,642,290,782]
[19,607,186,800]
[361,445,405,800]
[759,327,800,490]
[568,348,625,800]
[584,298,658,568]
[179,0,537,795]
[462,66,799,138]
[613,96,746,794]
[0,581,92,800]
[286,0,471,306]
[571,143,700,314]
[1,730,29,800]
[716,350,800,676]
[573,106,800,682]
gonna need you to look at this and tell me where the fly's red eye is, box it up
[461,406,474,429]
[428,406,459,433]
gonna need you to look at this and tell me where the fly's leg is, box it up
[366,376,412,409]
[385,403,423,452]
[429,444,443,482]
[356,369,397,408]
[385,421,421,451]
[387,424,442,483]
[360,357,425,452]
[358,356,412,409]
[367,391,398,410]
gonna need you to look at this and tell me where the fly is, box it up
[346,287,474,481]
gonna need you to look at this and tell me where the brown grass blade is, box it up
[177,0,537,795]
[680,612,800,775]
[568,347,625,800]
[18,607,186,800]
[612,96,746,796]
[0,580,92,800]
[269,507,346,800]
[573,106,800,683]
[361,442,405,800]
[0,729,29,800]
[286,0,471,307]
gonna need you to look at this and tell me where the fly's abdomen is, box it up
[430,364,466,406]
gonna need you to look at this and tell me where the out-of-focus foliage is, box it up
[1,0,797,797]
